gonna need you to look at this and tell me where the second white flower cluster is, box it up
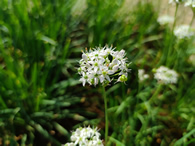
[78,46,131,86]
[138,66,178,84]
[169,0,195,7]
[64,126,103,146]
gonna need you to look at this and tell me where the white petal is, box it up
[118,50,125,58]
[108,70,114,74]
[82,80,86,86]
[99,75,104,83]
[82,54,88,61]
[94,77,98,86]
[105,75,111,82]
[112,59,118,64]
[99,58,105,64]
[94,66,99,72]
[113,65,119,72]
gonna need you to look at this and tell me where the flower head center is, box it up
[94,62,98,66]
[102,71,107,76]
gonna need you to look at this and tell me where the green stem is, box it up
[102,86,108,144]
[149,84,163,103]
[172,3,179,34]
[173,39,183,69]
[157,0,161,13]
[190,12,195,27]
[0,95,7,108]
[167,3,179,66]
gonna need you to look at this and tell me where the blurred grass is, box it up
[0,0,195,145]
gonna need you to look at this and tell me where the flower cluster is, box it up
[169,0,185,4]
[157,15,174,25]
[174,25,194,39]
[185,0,195,7]
[64,126,104,146]
[169,0,195,7]
[154,66,178,84]
[78,46,131,86]
[138,69,149,82]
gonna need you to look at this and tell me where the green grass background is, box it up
[0,0,195,145]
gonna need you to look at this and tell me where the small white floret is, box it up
[157,15,174,25]
[174,25,193,39]
[154,66,178,84]
[138,69,149,82]
[185,0,195,7]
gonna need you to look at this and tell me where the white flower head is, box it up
[157,15,174,25]
[64,126,104,146]
[169,0,185,4]
[174,25,194,39]
[78,46,131,86]
[138,69,149,82]
[154,66,178,84]
[185,0,195,7]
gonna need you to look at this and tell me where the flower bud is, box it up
[82,54,88,61]
[118,75,127,82]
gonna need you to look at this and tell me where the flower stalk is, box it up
[190,12,195,27]
[102,86,108,144]
[167,3,179,66]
